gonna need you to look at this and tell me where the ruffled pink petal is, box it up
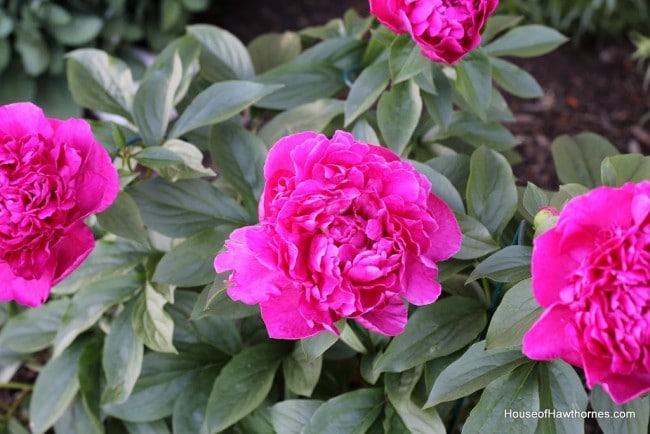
[600,373,650,405]
[531,228,580,307]
[425,193,462,261]
[0,102,52,138]
[369,0,410,33]
[0,262,54,307]
[215,226,283,304]
[260,284,325,339]
[402,254,442,306]
[51,223,96,286]
[522,304,581,365]
[355,296,407,336]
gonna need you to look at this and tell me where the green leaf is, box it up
[466,146,518,237]
[169,80,282,138]
[15,25,50,76]
[129,177,250,237]
[601,154,650,187]
[0,299,69,353]
[132,283,176,353]
[425,342,529,407]
[536,361,588,434]
[486,279,542,350]
[522,182,552,222]
[374,297,487,373]
[344,59,390,126]
[283,346,322,397]
[48,14,103,46]
[302,388,384,434]
[351,118,381,145]
[172,366,221,434]
[187,24,254,81]
[454,51,492,119]
[300,331,340,361]
[123,420,170,434]
[192,277,259,320]
[389,34,430,84]
[462,363,539,434]
[77,340,103,430]
[97,192,150,246]
[468,245,532,283]
[255,61,344,110]
[209,121,267,213]
[53,397,103,434]
[590,386,649,434]
[153,226,232,287]
[259,99,344,146]
[483,25,568,58]
[551,133,619,188]
[101,300,144,406]
[426,154,470,195]
[549,183,590,210]
[104,351,222,422]
[410,160,465,213]
[53,273,143,357]
[53,239,149,295]
[201,342,287,434]
[377,79,422,156]
[146,35,201,105]
[454,213,500,260]
[65,49,133,118]
[248,31,302,74]
[133,52,182,146]
[270,400,324,434]
[490,58,543,98]
[480,15,525,44]
[143,140,216,181]
[29,340,87,434]
[422,69,453,130]
[445,113,518,151]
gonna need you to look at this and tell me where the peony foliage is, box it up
[0,5,648,434]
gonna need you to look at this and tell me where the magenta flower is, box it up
[523,182,650,404]
[370,0,499,64]
[215,131,461,339]
[0,102,119,307]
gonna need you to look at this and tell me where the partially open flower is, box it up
[370,0,499,64]
[0,103,119,306]
[215,131,461,339]
[523,182,650,404]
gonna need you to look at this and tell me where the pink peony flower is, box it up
[215,131,461,339]
[523,182,650,404]
[0,102,119,307]
[370,0,499,64]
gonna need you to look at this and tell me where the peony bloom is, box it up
[370,0,499,64]
[0,102,119,307]
[523,182,650,404]
[215,131,461,339]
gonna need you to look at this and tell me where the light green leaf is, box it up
[536,361,588,434]
[132,283,176,353]
[255,61,344,110]
[551,133,619,188]
[48,14,103,46]
[172,367,221,434]
[422,69,453,129]
[53,397,103,434]
[187,24,254,81]
[29,340,87,434]
[53,273,143,357]
[0,299,69,353]
[351,118,381,145]
[129,177,251,237]
[590,386,649,434]
[147,139,216,181]
[410,160,465,213]
[146,35,201,105]
[15,25,50,76]
[123,420,170,434]
[300,331,340,361]
[170,80,282,138]
[462,363,539,434]
[467,245,532,283]
[601,154,650,187]
[486,279,542,350]
[374,297,486,374]
[201,342,287,434]
[454,213,500,260]
[259,99,344,146]
[454,51,492,119]
[426,342,528,407]
[490,58,543,98]
[467,146,518,237]
[65,49,133,118]
[480,15,525,44]
[483,25,568,58]
[344,59,390,126]
[445,113,518,151]
[377,79,422,156]
[192,277,259,320]
[521,182,552,222]
[283,346,322,397]
[270,400,324,434]
[549,183,590,210]
[97,191,150,246]
[101,300,144,406]
[302,388,384,434]
[248,31,302,74]
[389,34,430,84]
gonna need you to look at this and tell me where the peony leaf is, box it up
[247,31,302,74]
[454,212,500,260]
[425,341,528,407]
[344,59,390,126]
[191,277,259,320]
[467,245,532,284]
[462,362,539,434]
[201,342,287,434]
[536,361,588,434]
[0,299,69,353]
[521,182,552,223]
[389,34,430,84]
[96,191,150,247]
[454,50,492,120]
[54,397,103,434]
[486,279,542,350]
[490,58,543,99]
[373,297,487,374]
[187,24,254,82]
[283,346,322,397]
[270,400,324,434]
[601,154,650,187]
[590,385,650,434]
[551,133,619,188]
[172,367,222,434]
[377,79,422,156]
[302,388,384,434]
[483,25,568,58]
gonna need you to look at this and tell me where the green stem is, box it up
[0,382,33,391]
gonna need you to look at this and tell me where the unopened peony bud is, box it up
[533,206,559,237]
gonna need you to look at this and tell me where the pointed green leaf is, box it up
[270,400,324,434]
[187,24,254,81]
[283,346,322,397]
[132,283,176,354]
[377,79,422,156]
[468,245,532,283]
[302,388,384,434]
[344,59,390,126]
[97,192,150,246]
[551,133,619,188]
[454,213,500,260]
[483,25,568,58]
[590,386,649,434]
[491,58,543,98]
[601,154,650,187]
